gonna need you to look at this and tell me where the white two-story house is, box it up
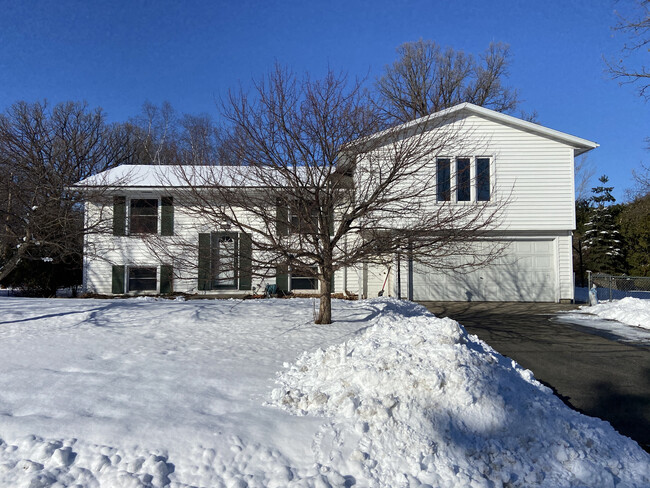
[74,103,598,303]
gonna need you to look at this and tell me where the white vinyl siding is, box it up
[433,114,576,231]
[558,232,574,301]
[82,108,583,301]
[84,198,265,295]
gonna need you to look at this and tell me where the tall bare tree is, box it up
[147,66,506,323]
[607,0,650,100]
[376,40,520,124]
[0,101,136,292]
[126,101,223,166]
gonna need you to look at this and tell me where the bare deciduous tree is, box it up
[575,154,596,201]
[607,0,650,100]
[127,101,223,166]
[147,66,506,324]
[0,101,136,292]
[376,40,520,124]
[630,160,650,196]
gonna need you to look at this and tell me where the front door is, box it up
[211,233,238,289]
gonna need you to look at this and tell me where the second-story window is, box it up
[436,158,451,202]
[456,158,471,202]
[476,158,491,201]
[130,199,158,234]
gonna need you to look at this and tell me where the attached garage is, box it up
[411,239,558,302]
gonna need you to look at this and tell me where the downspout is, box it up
[396,252,401,299]
[407,241,413,301]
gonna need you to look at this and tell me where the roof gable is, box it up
[421,103,598,156]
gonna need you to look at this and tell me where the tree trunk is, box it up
[316,274,332,324]
[0,245,27,283]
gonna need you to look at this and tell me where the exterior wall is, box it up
[357,113,577,232]
[82,110,580,301]
[558,232,574,301]
[352,112,578,302]
[83,194,274,295]
[452,114,576,231]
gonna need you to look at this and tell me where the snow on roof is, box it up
[74,164,299,189]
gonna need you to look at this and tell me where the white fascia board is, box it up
[454,103,599,156]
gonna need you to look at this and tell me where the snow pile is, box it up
[271,299,650,487]
[0,297,369,488]
[0,436,176,488]
[0,297,648,487]
[583,297,650,329]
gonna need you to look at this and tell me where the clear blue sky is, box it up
[0,0,647,201]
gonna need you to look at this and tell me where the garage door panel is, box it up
[412,239,556,302]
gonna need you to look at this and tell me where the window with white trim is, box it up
[436,158,451,202]
[290,266,318,290]
[128,267,157,292]
[456,158,471,202]
[129,199,158,234]
[436,156,492,203]
[476,157,491,201]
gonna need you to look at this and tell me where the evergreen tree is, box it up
[619,193,650,276]
[583,175,626,274]
[572,198,592,287]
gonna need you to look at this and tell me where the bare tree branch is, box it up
[0,101,136,292]
[143,66,508,324]
[376,40,520,124]
[606,0,650,100]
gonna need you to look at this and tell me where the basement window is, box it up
[290,266,318,290]
[128,267,157,292]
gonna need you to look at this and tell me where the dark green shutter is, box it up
[239,232,252,290]
[161,197,174,236]
[112,265,125,294]
[276,264,288,292]
[198,233,211,291]
[276,198,288,236]
[113,196,126,236]
[160,265,173,294]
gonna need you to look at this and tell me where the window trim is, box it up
[436,155,494,204]
[289,266,319,291]
[128,198,159,235]
[475,156,492,202]
[436,157,451,202]
[127,266,158,293]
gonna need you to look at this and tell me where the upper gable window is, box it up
[130,199,158,234]
[476,158,491,201]
[456,158,471,202]
[436,158,451,202]
[435,156,492,203]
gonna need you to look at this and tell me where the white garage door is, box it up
[412,239,557,302]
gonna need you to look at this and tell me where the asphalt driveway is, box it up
[419,301,650,452]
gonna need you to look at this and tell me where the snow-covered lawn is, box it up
[559,297,650,344]
[0,297,648,487]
